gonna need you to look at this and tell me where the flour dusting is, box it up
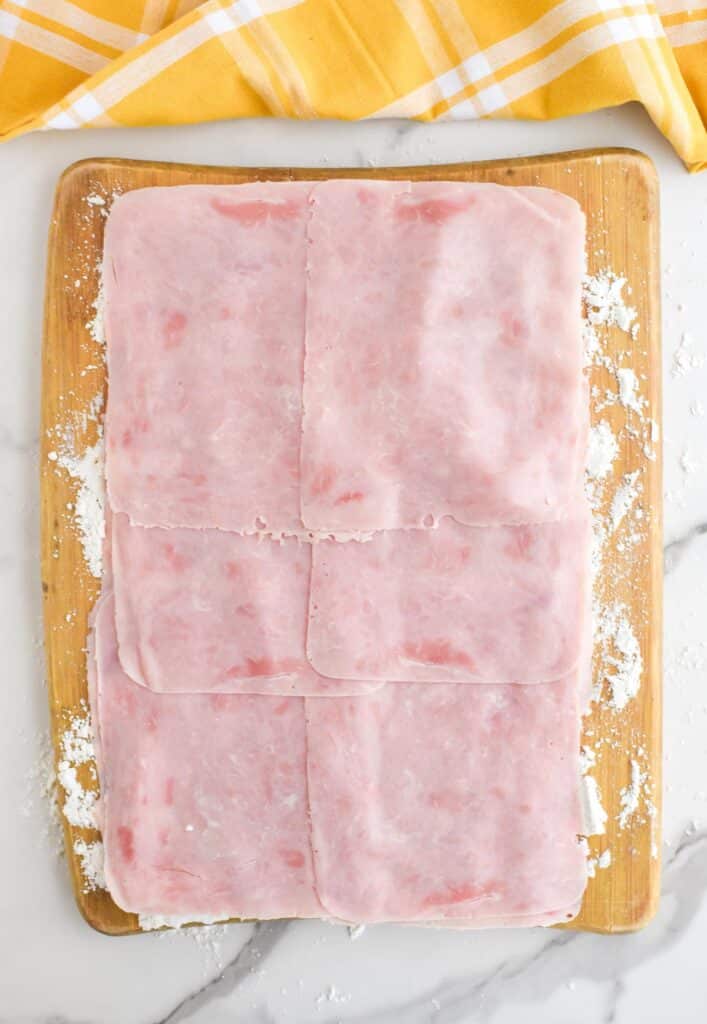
[139,912,232,931]
[86,271,106,346]
[616,368,644,415]
[51,432,106,579]
[580,775,608,836]
[609,470,641,533]
[316,985,352,1010]
[22,729,63,856]
[578,261,658,873]
[586,421,618,483]
[671,331,704,378]
[73,838,106,892]
[618,759,648,830]
[583,271,638,336]
[57,703,99,830]
[594,603,643,712]
[586,848,612,878]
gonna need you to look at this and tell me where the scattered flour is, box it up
[577,263,656,867]
[586,848,612,878]
[139,912,232,931]
[583,271,638,335]
[586,421,618,482]
[609,470,641,533]
[680,446,699,475]
[618,759,648,830]
[86,273,106,347]
[73,838,106,892]
[315,985,352,1009]
[86,193,106,207]
[348,924,366,941]
[671,331,704,378]
[22,729,63,856]
[186,924,230,973]
[53,434,106,579]
[616,368,644,414]
[580,775,608,836]
[594,604,643,712]
[57,704,99,830]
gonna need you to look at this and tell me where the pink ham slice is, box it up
[305,678,587,924]
[111,512,381,696]
[301,180,586,531]
[307,514,590,684]
[104,183,309,533]
[93,594,322,919]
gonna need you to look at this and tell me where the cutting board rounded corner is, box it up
[75,886,141,937]
[53,157,102,199]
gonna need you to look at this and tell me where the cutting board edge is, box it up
[55,146,659,190]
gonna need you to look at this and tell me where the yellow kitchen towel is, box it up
[0,1,705,171]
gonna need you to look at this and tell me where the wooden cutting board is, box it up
[41,149,661,936]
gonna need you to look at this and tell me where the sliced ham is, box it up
[95,177,591,928]
[93,594,322,919]
[301,180,586,531]
[305,678,586,924]
[111,512,381,696]
[307,514,590,684]
[104,183,309,533]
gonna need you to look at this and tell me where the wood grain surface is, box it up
[40,150,661,936]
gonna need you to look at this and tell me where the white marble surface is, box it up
[2,104,706,1024]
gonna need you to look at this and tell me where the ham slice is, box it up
[301,180,586,531]
[104,183,309,533]
[93,594,322,919]
[111,512,381,696]
[307,514,590,684]
[95,177,591,928]
[305,678,586,924]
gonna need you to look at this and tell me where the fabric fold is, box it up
[1,2,705,172]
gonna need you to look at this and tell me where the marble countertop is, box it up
[2,104,706,1024]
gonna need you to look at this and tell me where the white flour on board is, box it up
[57,703,99,830]
[609,470,641,533]
[618,759,648,830]
[594,603,643,713]
[54,435,106,579]
[583,270,638,337]
[86,275,106,347]
[586,848,612,878]
[74,838,106,893]
[586,421,618,483]
[55,705,107,892]
[580,773,608,837]
[580,266,657,872]
[615,368,644,415]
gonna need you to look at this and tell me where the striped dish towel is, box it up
[0,1,705,170]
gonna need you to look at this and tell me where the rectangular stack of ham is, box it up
[93,179,590,928]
